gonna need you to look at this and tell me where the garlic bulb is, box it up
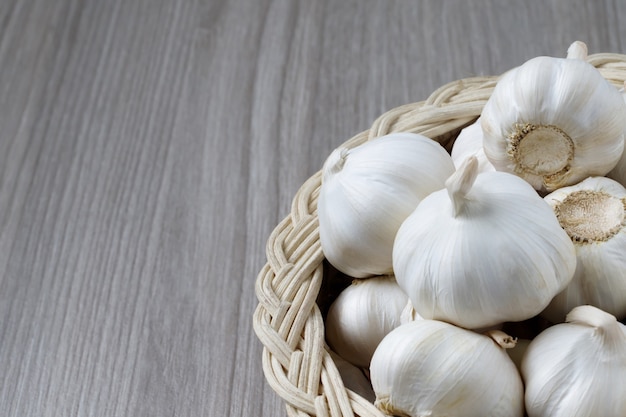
[521,305,626,417]
[450,118,495,173]
[318,132,455,277]
[481,41,626,192]
[370,320,524,417]
[325,275,409,368]
[542,176,626,322]
[393,156,576,329]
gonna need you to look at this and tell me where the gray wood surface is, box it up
[0,0,624,416]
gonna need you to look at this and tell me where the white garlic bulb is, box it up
[450,118,495,173]
[393,156,577,329]
[481,41,626,192]
[325,275,409,368]
[318,132,455,277]
[542,176,626,322]
[370,320,524,417]
[521,305,626,417]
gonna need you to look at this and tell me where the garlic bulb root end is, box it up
[507,123,574,189]
[553,189,625,243]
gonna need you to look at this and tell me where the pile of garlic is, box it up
[318,41,626,417]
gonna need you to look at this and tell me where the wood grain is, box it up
[0,0,624,416]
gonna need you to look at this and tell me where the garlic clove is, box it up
[521,305,626,417]
[325,275,409,368]
[370,320,524,417]
[318,132,455,277]
[481,41,626,192]
[542,176,626,322]
[393,155,577,329]
[450,118,496,173]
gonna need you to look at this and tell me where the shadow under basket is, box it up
[253,53,626,417]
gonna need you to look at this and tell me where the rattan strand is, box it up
[253,53,626,417]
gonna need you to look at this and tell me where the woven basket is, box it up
[253,52,626,417]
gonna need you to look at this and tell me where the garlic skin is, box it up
[542,176,626,322]
[318,132,455,277]
[370,320,524,417]
[325,275,409,368]
[450,118,495,173]
[393,156,576,329]
[521,305,626,417]
[328,350,376,403]
[399,299,423,325]
[607,84,626,186]
[481,41,626,192]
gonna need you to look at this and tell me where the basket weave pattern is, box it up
[253,53,626,417]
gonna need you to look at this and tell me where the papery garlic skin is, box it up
[325,275,409,368]
[607,85,626,186]
[481,41,626,192]
[451,118,496,173]
[521,305,626,417]
[370,320,524,417]
[393,156,576,329]
[318,132,455,277]
[542,176,626,322]
[328,350,376,403]
[399,299,423,324]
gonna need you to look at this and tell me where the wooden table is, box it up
[1,1,623,415]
